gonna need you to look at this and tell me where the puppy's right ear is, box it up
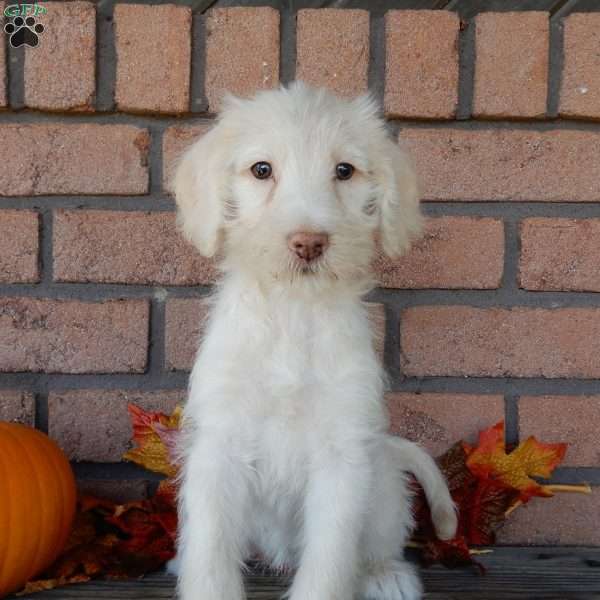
[173,123,231,257]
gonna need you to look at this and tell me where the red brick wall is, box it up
[1,2,599,541]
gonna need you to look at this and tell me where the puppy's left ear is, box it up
[376,138,423,258]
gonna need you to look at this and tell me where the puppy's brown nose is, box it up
[288,231,330,262]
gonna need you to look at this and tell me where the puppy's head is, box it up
[174,82,422,289]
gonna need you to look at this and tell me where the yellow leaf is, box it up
[465,422,567,502]
[122,404,182,477]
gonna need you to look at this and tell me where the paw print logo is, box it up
[4,16,44,48]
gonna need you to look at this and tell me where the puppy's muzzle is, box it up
[287,231,330,262]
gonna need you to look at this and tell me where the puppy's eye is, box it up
[251,161,273,180]
[335,163,354,181]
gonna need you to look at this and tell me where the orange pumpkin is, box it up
[0,422,76,597]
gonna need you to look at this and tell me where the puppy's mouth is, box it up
[292,256,323,275]
[285,252,338,282]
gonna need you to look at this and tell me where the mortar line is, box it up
[72,461,164,481]
[4,108,600,128]
[148,296,167,377]
[0,109,216,125]
[279,6,296,85]
[501,217,520,293]
[6,281,600,304]
[386,377,600,396]
[456,12,475,120]
[552,0,582,19]
[1,10,7,106]
[422,202,600,219]
[0,372,190,391]
[7,42,24,109]
[504,393,519,447]
[95,0,116,112]
[382,302,401,385]
[389,117,600,130]
[548,467,600,486]
[6,372,600,395]
[34,391,49,433]
[39,207,54,285]
[367,286,600,308]
[148,123,164,195]
[10,198,600,218]
[547,10,565,117]
[190,10,208,113]
[368,11,385,106]
[0,282,213,299]
[68,460,600,485]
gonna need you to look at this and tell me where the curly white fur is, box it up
[171,82,457,600]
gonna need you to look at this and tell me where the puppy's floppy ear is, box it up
[173,122,231,257]
[376,138,423,258]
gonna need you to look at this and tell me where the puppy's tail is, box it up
[387,437,458,540]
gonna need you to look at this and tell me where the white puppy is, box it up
[172,82,457,600]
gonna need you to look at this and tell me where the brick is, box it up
[162,123,211,192]
[0,125,149,196]
[399,128,600,202]
[0,390,35,425]
[205,7,280,112]
[53,210,216,285]
[115,4,191,114]
[560,14,600,120]
[498,491,600,545]
[0,298,149,373]
[48,389,183,462]
[473,12,549,119]
[24,2,95,111]
[0,2,6,108]
[373,217,504,289]
[385,11,459,119]
[165,298,210,371]
[296,9,369,97]
[0,210,39,283]
[520,218,600,292]
[519,396,600,467]
[387,393,504,458]
[76,479,150,503]
[401,306,600,378]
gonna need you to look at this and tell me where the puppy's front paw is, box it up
[178,569,245,600]
[361,559,423,600]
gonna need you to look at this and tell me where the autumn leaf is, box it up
[412,443,508,569]
[465,422,567,502]
[23,410,579,593]
[123,403,182,477]
[420,537,481,571]
[460,478,518,545]
[17,575,90,596]
[21,489,178,594]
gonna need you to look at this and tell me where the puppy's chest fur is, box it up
[188,285,385,494]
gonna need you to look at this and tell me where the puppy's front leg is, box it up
[288,449,371,600]
[177,432,250,600]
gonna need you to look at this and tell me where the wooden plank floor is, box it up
[23,548,600,600]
